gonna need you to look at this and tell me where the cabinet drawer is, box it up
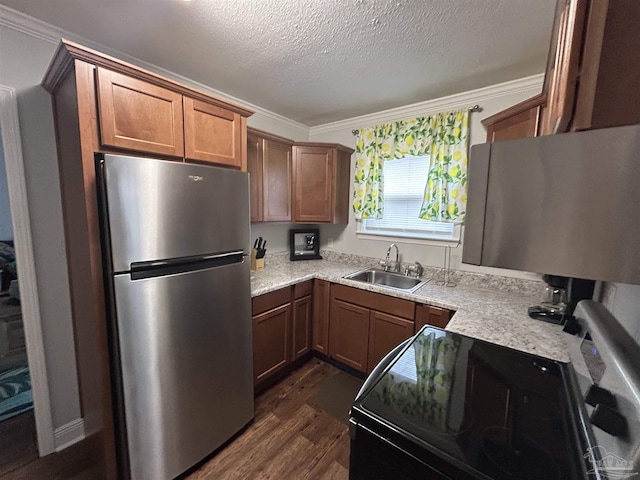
[184,97,242,168]
[252,287,292,316]
[96,67,184,157]
[331,284,415,320]
[294,280,313,299]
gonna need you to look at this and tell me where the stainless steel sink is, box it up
[343,268,428,293]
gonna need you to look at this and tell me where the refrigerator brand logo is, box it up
[188,175,204,182]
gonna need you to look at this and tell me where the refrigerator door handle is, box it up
[130,251,245,280]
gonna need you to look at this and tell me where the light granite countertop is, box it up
[250,252,569,363]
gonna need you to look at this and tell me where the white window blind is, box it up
[359,156,459,242]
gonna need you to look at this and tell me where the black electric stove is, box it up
[349,300,640,480]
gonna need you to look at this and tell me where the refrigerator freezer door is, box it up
[101,154,250,272]
[113,260,253,480]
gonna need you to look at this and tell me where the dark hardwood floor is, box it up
[4,359,353,479]
[188,359,351,480]
[0,410,38,476]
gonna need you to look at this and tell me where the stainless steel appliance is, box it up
[96,154,253,480]
[349,302,640,479]
[463,124,640,285]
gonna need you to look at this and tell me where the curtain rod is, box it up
[351,104,482,136]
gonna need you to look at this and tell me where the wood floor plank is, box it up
[0,410,38,476]
[188,360,352,480]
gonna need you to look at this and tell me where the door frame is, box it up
[0,85,55,455]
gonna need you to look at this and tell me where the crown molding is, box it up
[0,5,60,44]
[0,4,309,137]
[310,73,545,136]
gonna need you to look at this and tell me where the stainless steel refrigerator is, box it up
[96,153,254,479]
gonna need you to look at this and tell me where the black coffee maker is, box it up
[528,274,595,324]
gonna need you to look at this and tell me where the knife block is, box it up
[251,249,264,271]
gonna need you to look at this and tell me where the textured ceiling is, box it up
[1,0,556,126]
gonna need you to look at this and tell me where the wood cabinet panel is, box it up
[184,97,242,168]
[247,132,263,222]
[482,94,545,142]
[312,280,330,354]
[252,303,291,385]
[263,139,292,221]
[292,296,312,360]
[96,67,184,157]
[329,299,370,372]
[540,0,587,135]
[294,280,313,299]
[331,284,415,320]
[415,304,452,333]
[293,146,334,223]
[252,286,292,316]
[571,0,640,131]
[367,311,414,373]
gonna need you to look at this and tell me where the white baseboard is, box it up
[54,418,85,451]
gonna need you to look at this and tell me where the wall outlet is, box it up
[328,237,334,249]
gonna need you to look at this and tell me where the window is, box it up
[357,155,460,244]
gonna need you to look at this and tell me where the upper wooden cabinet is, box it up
[486,0,640,141]
[481,94,545,143]
[183,97,244,168]
[292,143,354,224]
[558,0,640,133]
[246,128,293,222]
[96,67,185,157]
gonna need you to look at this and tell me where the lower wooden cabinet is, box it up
[312,279,330,354]
[292,295,312,360]
[252,281,313,386]
[252,302,291,385]
[253,280,455,381]
[329,284,416,373]
[329,299,370,372]
[415,304,453,333]
[367,311,414,373]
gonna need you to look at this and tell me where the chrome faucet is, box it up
[385,243,400,273]
[405,261,424,278]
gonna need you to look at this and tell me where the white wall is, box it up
[307,76,545,279]
[0,25,82,431]
[0,133,13,240]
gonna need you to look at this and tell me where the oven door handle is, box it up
[354,336,413,401]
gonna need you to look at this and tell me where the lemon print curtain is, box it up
[419,110,469,223]
[352,110,469,222]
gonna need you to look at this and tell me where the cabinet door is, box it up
[293,146,334,223]
[486,107,541,142]
[292,295,312,360]
[539,0,587,135]
[183,97,242,168]
[329,299,369,372]
[367,311,414,373]
[247,132,263,222]
[252,303,291,385]
[96,67,184,157]
[312,279,330,354]
[415,304,452,333]
[263,139,292,221]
